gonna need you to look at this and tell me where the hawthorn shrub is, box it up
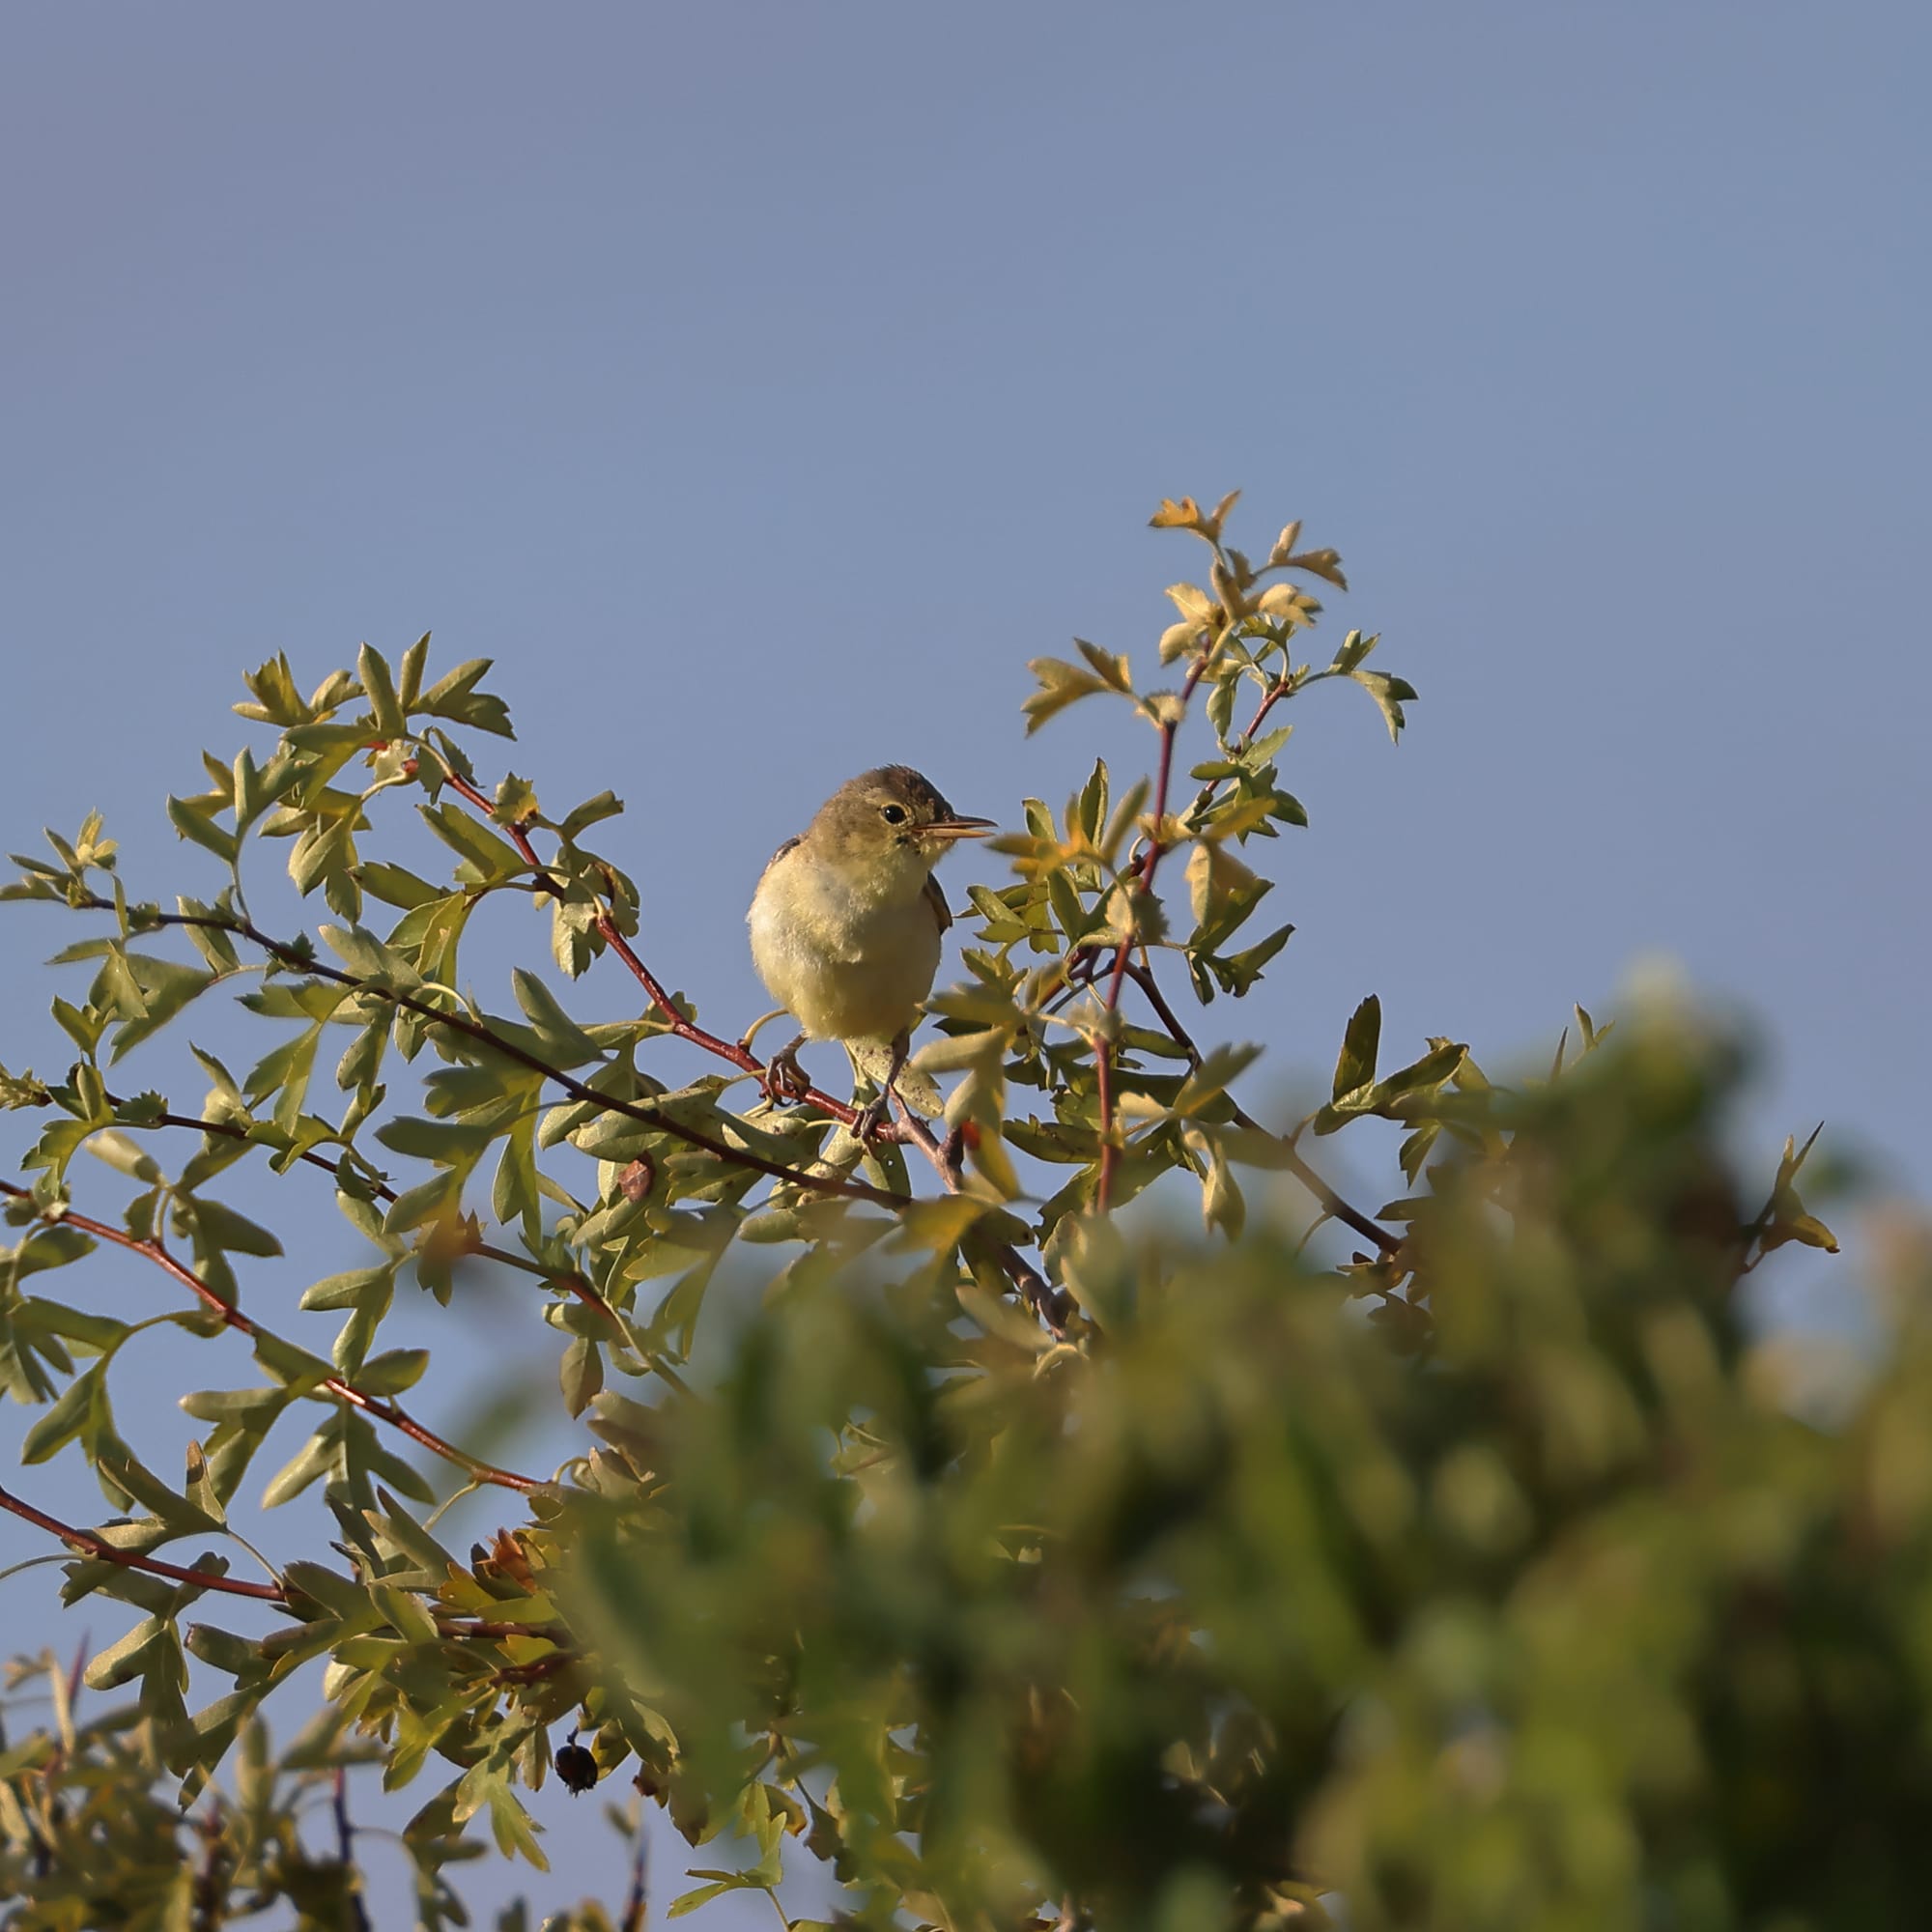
[0,497,1889,1932]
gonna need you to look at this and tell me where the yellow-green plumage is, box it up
[748,766,991,1051]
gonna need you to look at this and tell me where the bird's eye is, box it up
[880,804,908,826]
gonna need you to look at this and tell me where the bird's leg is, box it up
[760,1033,811,1107]
[850,1030,912,1144]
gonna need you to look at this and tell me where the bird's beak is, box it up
[923,815,997,841]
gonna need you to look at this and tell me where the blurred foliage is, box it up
[0,496,1884,1930]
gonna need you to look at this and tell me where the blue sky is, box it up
[2,4,1926,1922]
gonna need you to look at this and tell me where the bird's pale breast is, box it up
[748,845,943,1044]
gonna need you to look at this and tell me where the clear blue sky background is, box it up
[2,5,1926,1924]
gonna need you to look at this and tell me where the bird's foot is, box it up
[759,1036,811,1108]
[846,1030,914,1146]
[849,1091,894,1145]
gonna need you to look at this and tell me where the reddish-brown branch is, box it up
[1184,674,1293,828]
[0,1181,542,1493]
[81,897,908,1210]
[1091,657,1324,1213]
[0,1481,287,1601]
[106,1095,631,1343]
[0,1480,574,1650]
[440,766,911,1141]
[1094,660,1210,1212]
[1120,958,1401,1258]
[890,1101,1070,1336]
[329,1766,372,1932]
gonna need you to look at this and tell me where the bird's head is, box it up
[807,766,995,886]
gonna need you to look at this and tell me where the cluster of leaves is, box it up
[562,1019,1913,1931]
[1,1021,1891,1931]
[0,497,1847,1927]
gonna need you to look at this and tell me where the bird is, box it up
[748,766,994,1138]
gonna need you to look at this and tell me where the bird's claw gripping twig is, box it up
[760,1035,811,1108]
[849,1030,914,1146]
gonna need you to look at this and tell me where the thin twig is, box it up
[0,1181,542,1492]
[76,895,908,1210]
[620,1804,650,1932]
[1121,959,1401,1258]
[0,1480,577,1647]
[0,1481,286,1601]
[99,1092,643,1352]
[189,1804,230,1932]
[891,1099,1069,1336]
[438,772,1087,1323]
[331,1767,373,1932]
[1094,658,1210,1211]
[440,767,915,1143]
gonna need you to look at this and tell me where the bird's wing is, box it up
[759,835,802,878]
[922,873,953,935]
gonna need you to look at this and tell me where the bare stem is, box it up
[1121,958,1401,1258]
[438,772,1078,1324]
[0,1480,287,1601]
[78,895,909,1210]
[0,1478,576,1646]
[1094,657,1210,1211]
[892,1099,1069,1336]
[440,765,915,1143]
[619,1805,650,1932]
[100,1094,640,1348]
[331,1767,373,1932]
[0,1180,543,1492]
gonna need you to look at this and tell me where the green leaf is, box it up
[1333,996,1381,1102]
[18,1296,123,1351]
[1371,1040,1466,1106]
[260,1431,338,1508]
[1350,668,1417,743]
[167,795,240,866]
[667,1882,737,1919]
[22,1364,106,1463]
[336,1014,389,1095]
[289,817,357,902]
[244,1020,325,1129]
[357,861,441,910]
[1328,628,1377,672]
[321,923,418,987]
[1073,638,1132,693]
[558,791,624,838]
[84,1617,166,1691]
[376,1116,497,1166]
[1763,1212,1839,1255]
[1023,658,1116,734]
[84,1127,164,1183]
[495,773,539,823]
[397,632,432,709]
[235,653,311,725]
[417,659,515,738]
[51,997,108,1057]
[300,1262,396,1314]
[284,1558,378,1624]
[492,1116,542,1245]
[560,1337,604,1418]
[419,803,527,885]
[358,643,409,740]
[181,1195,285,1259]
[356,1349,430,1396]
[252,1329,335,1392]
[1213,921,1295,997]
[1176,1042,1263,1117]
[512,969,602,1065]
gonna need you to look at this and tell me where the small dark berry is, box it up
[554,1743,598,1795]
